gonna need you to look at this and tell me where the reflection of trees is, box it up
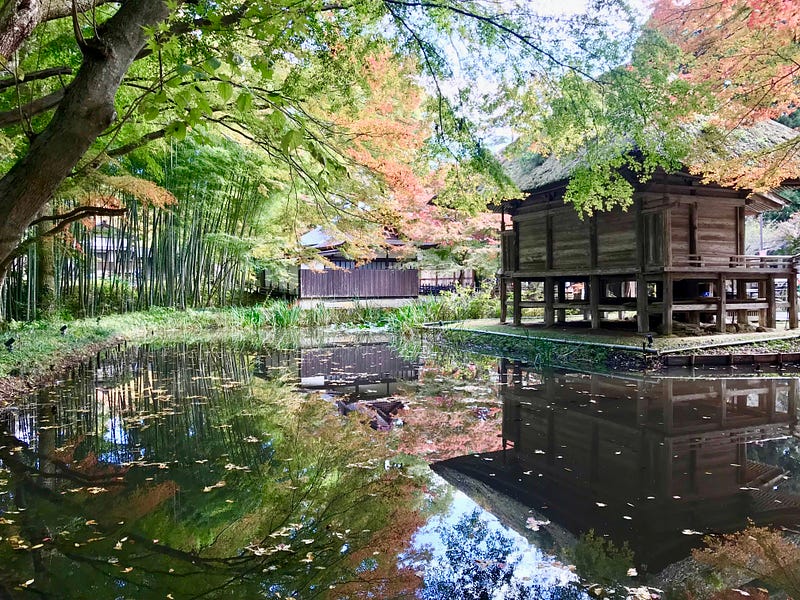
[395,357,504,462]
[414,510,585,600]
[0,344,431,599]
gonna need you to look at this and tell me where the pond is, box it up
[0,335,798,599]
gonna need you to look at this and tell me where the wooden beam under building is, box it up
[513,278,522,326]
[717,275,727,333]
[590,275,601,329]
[499,277,507,323]
[544,277,555,326]
[766,275,776,329]
[636,275,649,333]
[662,274,673,335]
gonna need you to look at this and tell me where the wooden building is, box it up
[499,120,800,333]
[295,227,475,301]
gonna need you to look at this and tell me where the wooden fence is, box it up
[299,268,419,299]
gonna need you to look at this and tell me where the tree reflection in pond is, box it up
[0,344,429,598]
[408,497,586,600]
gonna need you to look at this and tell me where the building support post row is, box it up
[736,279,748,326]
[789,274,798,329]
[556,280,566,324]
[716,275,727,333]
[766,275,776,329]
[513,278,522,326]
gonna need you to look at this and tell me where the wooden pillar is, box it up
[716,275,727,333]
[736,279,748,326]
[766,275,776,329]
[758,279,767,326]
[556,280,566,323]
[512,278,522,326]
[789,275,798,329]
[499,277,507,324]
[590,275,601,329]
[544,277,555,326]
[636,275,649,333]
[662,274,673,335]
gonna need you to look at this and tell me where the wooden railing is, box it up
[672,254,795,271]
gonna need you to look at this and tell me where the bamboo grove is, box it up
[1,140,292,320]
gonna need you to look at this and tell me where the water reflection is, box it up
[435,359,800,574]
[4,338,800,598]
[0,343,431,598]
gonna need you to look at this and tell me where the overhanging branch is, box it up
[0,67,73,91]
[0,89,65,127]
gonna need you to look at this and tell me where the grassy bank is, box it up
[0,308,253,381]
[239,287,499,333]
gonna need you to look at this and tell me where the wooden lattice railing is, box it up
[672,254,795,270]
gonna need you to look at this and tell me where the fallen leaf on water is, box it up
[202,481,226,492]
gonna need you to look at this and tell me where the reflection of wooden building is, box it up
[435,361,800,571]
[255,342,419,399]
[499,121,799,333]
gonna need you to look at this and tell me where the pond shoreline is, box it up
[433,320,800,371]
[0,335,125,407]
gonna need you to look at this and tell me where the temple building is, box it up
[498,120,800,334]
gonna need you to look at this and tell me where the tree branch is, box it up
[383,0,602,82]
[0,204,128,274]
[0,0,113,59]
[107,127,167,156]
[28,205,127,229]
[0,66,73,91]
[0,88,65,127]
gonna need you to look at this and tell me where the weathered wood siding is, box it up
[596,209,637,269]
[696,203,738,257]
[552,208,590,271]
[516,214,547,271]
[299,269,419,299]
[670,203,691,260]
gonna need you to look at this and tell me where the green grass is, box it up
[0,307,250,379]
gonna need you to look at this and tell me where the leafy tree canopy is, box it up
[0,0,646,285]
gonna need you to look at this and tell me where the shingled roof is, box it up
[504,119,800,194]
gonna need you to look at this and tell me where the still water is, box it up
[0,336,798,598]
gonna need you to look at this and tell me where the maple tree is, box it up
[646,0,800,190]
[0,0,644,301]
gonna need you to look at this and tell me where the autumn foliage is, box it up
[649,0,800,189]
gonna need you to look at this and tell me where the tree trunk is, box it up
[0,0,170,298]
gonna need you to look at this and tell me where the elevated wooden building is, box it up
[499,121,800,334]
